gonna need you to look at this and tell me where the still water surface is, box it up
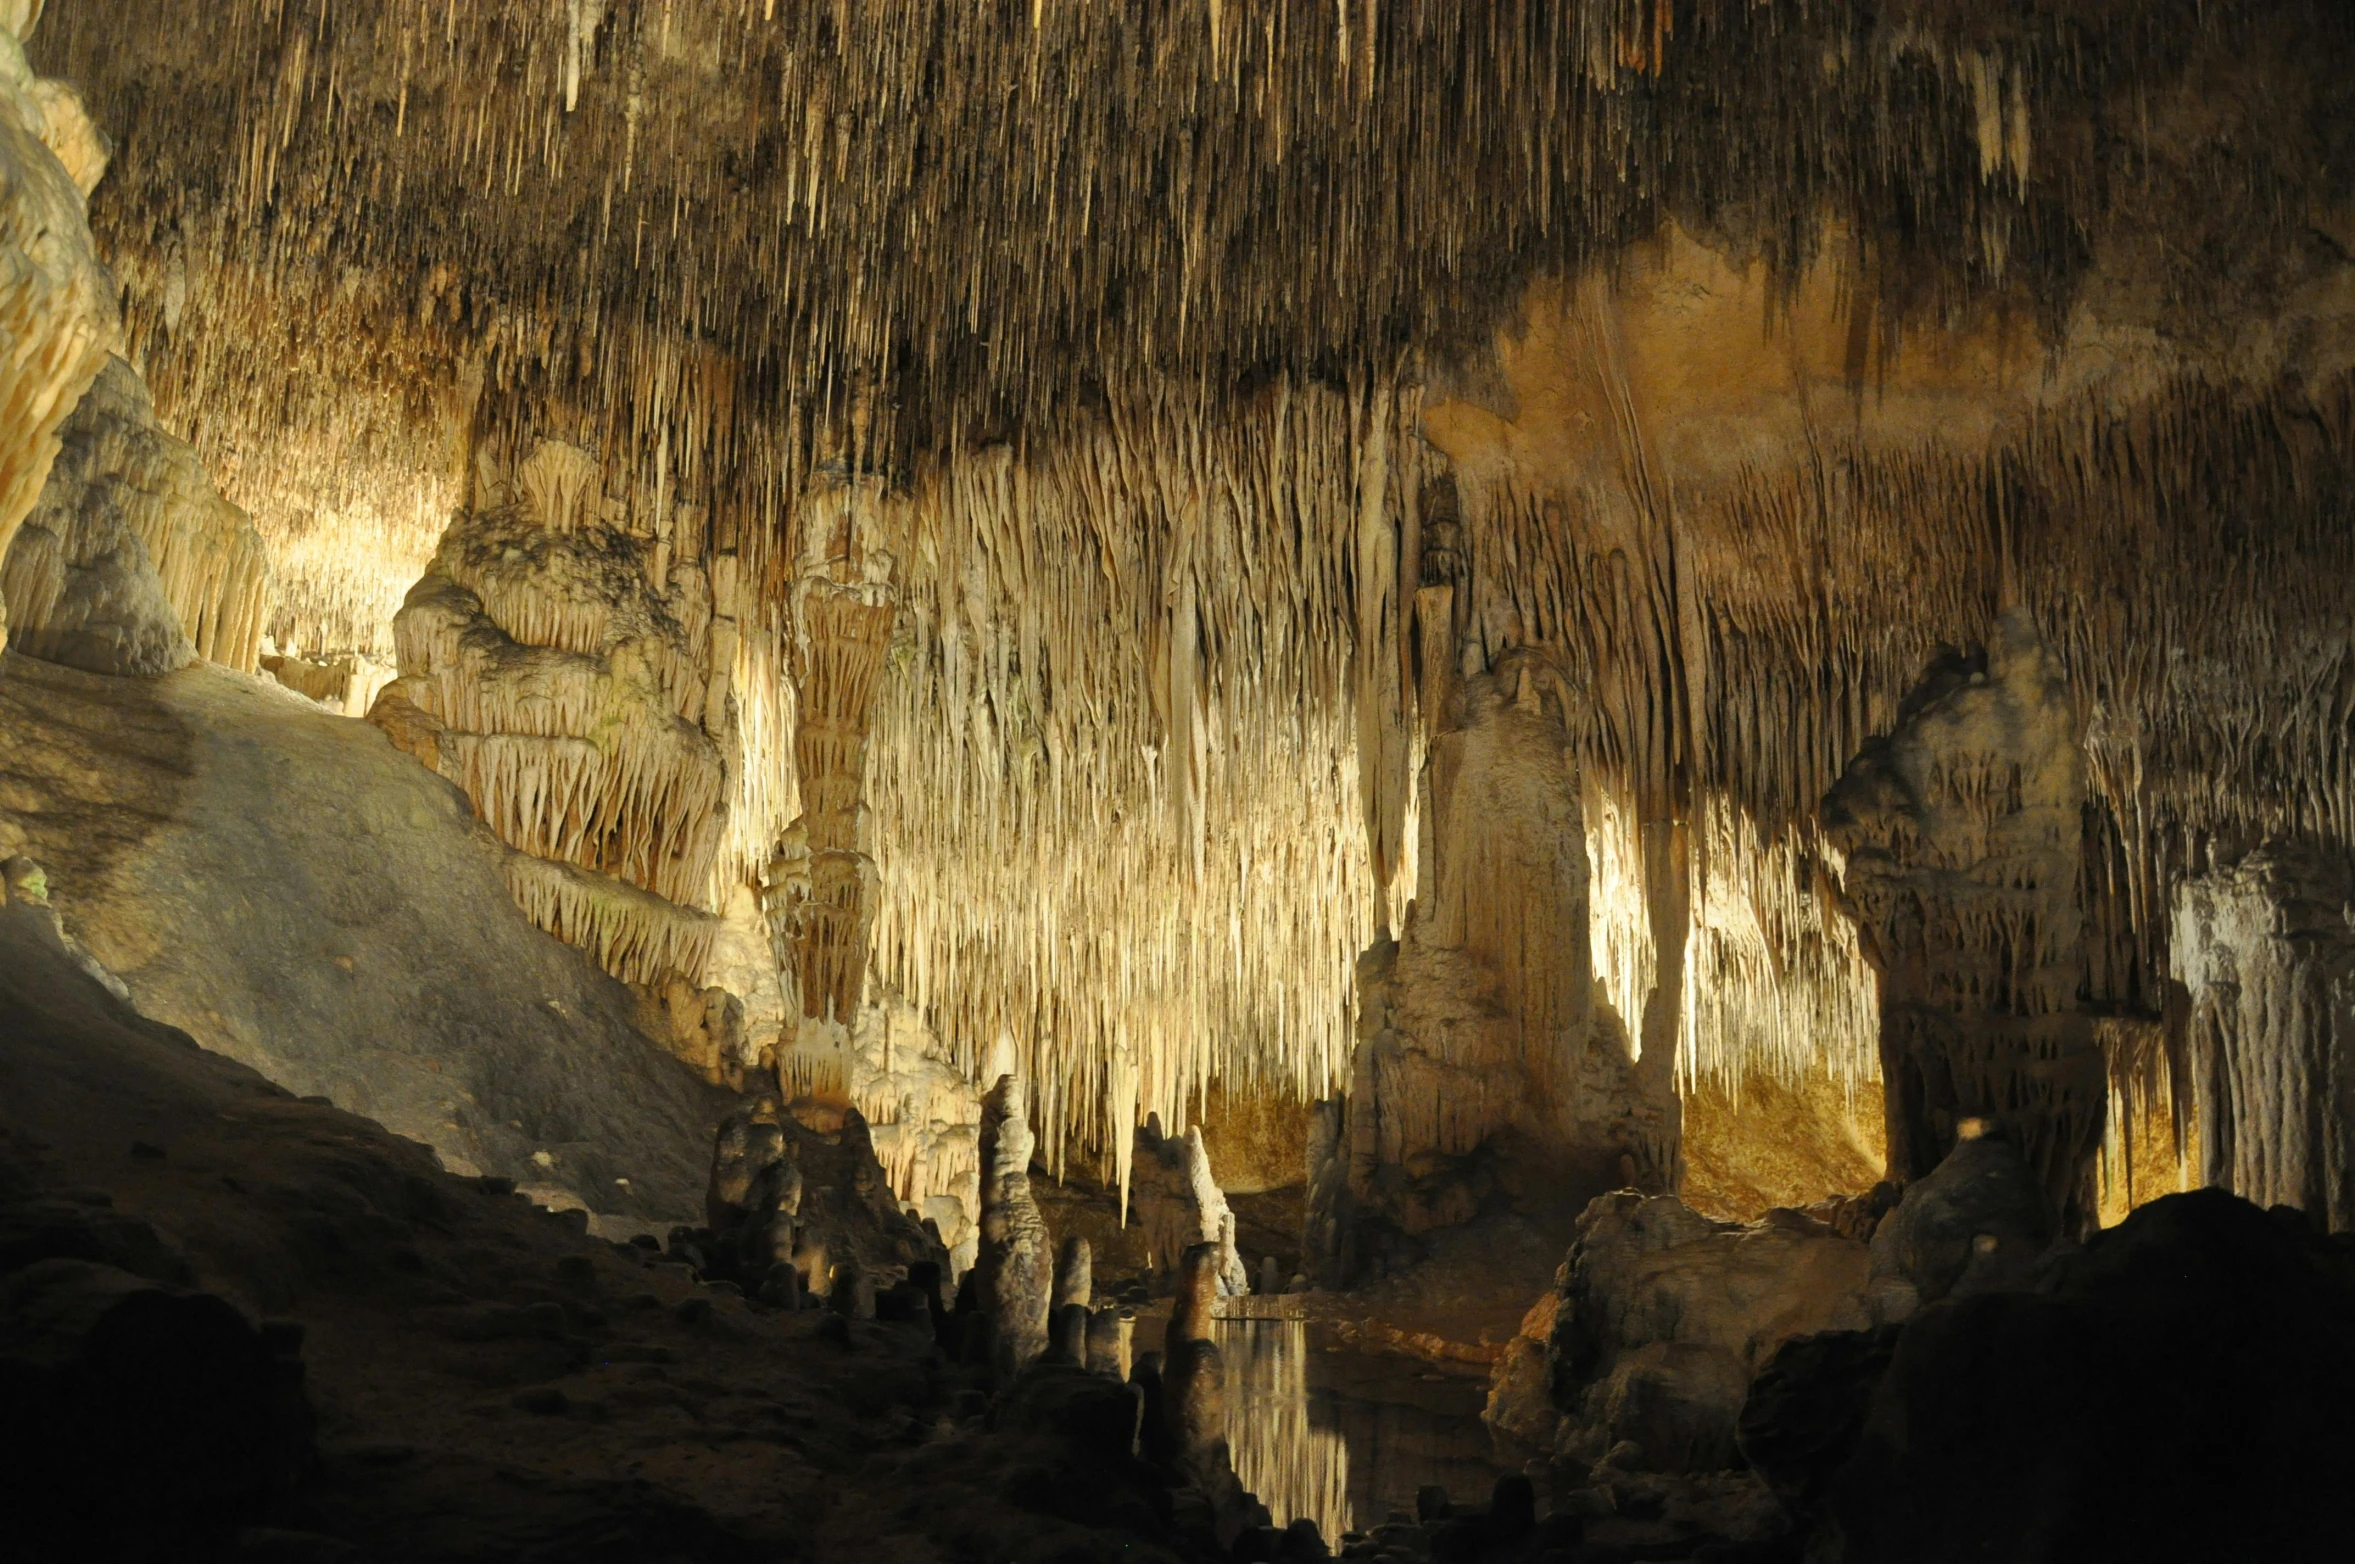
[1219,1318,1514,1541]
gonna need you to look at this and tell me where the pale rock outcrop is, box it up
[3,357,268,676]
[2173,843,2355,1229]
[1130,1113,1249,1296]
[1485,1192,1896,1472]
[1824,609,2104,1227]
[841,987,982,1277]
[976,1073,1053,1380]
[372,442,735,993]
[258,650,393,717]
[0,17,120,650]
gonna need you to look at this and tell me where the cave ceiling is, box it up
[24,0,2355,1168]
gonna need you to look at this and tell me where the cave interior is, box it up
[3,2,2355,1561]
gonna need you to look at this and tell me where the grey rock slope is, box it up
[0,651,731,1221]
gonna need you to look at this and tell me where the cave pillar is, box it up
[1825,609,2107,1228]
[764,465,898,1105]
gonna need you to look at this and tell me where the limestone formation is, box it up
[975,1073,1053,1380]
[0,17,118,649]
[4,356,268,677]
[2173,845,2355,1230]
[1487,1192,1899,1472]
[1130,1116,1249,1298]
[1324,640,1675,1276]
[372,446,741,1004]
[1825,610,2106,1227]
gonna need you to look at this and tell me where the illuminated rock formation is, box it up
[1824,611,2106,1226]
[372,444,735,1003]
[2173,844,2355,1230]
[3,356,268,676]
[976,1073,1053,1380]
[769,464,899,1101]
[0,10,117,647]
[1323,636,1675,1277]
[1129,1115,1249,1297]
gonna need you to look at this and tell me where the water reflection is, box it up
[1219,1319,1512,1541]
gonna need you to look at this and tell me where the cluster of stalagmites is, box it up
[678,1069,1290,1553]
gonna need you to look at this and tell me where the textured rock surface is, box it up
[0,893,1233,1562]
[0,20,117,648]
[976,1073,1053,1380]
[372,449,737,994]
[1326,643,1674,1282]
[1825,609,2105,1226]
[2173,843,2355,1230]
[0,652,730,1222]
[1131,1113,1250,1296]
[1486,1191,1893,1471]
[1867,1124,2056,1311]
[3,355,268,676]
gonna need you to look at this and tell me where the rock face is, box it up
[0,18,118,659]
[4,356,269,677]
[1131,1113,1250,1296]
[2172,843,2355,1230]
[1816,1190,2355,1562]
[0,652,732,1222]
[976,1074,1054,1380]
[1323,640,1673,1282]
[842,987,983,1278]
[1485,1191,1894,1472]
[371,442,779,1090]
[1824,609,2105,1228]
[1866,1122,2055,1311]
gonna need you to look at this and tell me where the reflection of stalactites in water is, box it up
[1221,1320,1352,1543]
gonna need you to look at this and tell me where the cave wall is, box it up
[2173,845,2355,1230]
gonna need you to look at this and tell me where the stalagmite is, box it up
[1130,1116,1250,1297]
[975,1073,1052,1381]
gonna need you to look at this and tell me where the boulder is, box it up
[1822,1189,2355,1561]
[1866,1121,2055,1311]
[1487,1190,1896,1470]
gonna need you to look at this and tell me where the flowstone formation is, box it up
[2,355,268,677]
[2173,845,2355,1230]
[0,9,116,647]
[1824,610,2105,1227]
[371,441,769,1078]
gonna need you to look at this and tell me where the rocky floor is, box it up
[0,895,1224,1564]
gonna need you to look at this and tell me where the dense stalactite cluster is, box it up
[9,0,2355,1226]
